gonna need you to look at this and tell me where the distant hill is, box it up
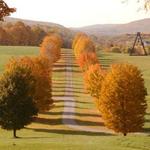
[73,18,150,36]
[2,17,65,28]
[0,17,75,48]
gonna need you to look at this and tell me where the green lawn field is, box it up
[0,46,39,73]
[97,51,150,131]
[0,46,150,150]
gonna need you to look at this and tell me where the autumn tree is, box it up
[40,34,62,63]
[77,52,99,71]
[0,26,10,44]
[7,21,33,45]
[74,35,95,58]
[84,64,106,99]
[99,63,147,136]
[143,0,150,10]
[0,0,16,21]
[72,32,86,49]
[0,63,37,138]
[32,26,47,45]
[6,56,53,112]
[0,22,47,46]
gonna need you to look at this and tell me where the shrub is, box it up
[110,47,121,53]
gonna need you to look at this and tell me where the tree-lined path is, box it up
[53,49,112,134]
[28,48,111,135]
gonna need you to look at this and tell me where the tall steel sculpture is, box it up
[130,32,147,56]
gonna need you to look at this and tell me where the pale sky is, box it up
[6,0,150,27]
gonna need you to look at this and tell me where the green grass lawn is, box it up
[0,46,39,73]
[0,47,150,150]
[97,51,150,131]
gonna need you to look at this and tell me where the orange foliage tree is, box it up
[8,21,33,45]
[6,56,53,112]
[99,63,147,136]
[73,33,95,58]
[40,34,62,63]
[72,32,86,49]
[77,52,99,71]
[0,0,16,21]
[84,64,106,99]
[0,22,47,46]
[0,26,10,44]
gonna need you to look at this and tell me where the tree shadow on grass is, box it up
[52,89,66,93]
[99,58,114,69]
[16,136,52,139]
[54,100,90,104]
[53,94,79,97]
[54,105,86,109]
[145,119,150,123]
[52,88,84,93]
[53,79,82,84]
[42,111,101,117]
[54,64,78,68]
[52,89,84,94]
[54,69,80,73]
[26,128,113,136]
[34,117,62,125]
[143,128,150,133]
[52,82,66,85]
[142,113,150,133]
[52,86,83,90]
[34,117,104,127]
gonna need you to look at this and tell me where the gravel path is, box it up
[62,51,112,133]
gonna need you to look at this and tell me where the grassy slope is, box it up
[0,47,149,150]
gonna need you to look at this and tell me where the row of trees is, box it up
[0,34,62,138]
[40,34,62,63]
[0,22,48,46]
[72,32,147,136]
[0,21,74,48]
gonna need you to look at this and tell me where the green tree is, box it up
[0,64,38,138]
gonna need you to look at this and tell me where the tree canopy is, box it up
[0,0,16,21]
[99,63,147,136]
[0,64,37,138]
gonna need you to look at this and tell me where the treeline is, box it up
[73,32,147,136]
[0,21,73,48]
[0,34,62,138]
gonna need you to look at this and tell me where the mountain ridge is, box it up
[73,18,150,36]
[2,17,65,28]
[2,17,150,36]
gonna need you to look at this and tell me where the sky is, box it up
[6,0,150,27]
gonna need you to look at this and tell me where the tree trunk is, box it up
[13,128,17,138]
[123,133,127,136]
